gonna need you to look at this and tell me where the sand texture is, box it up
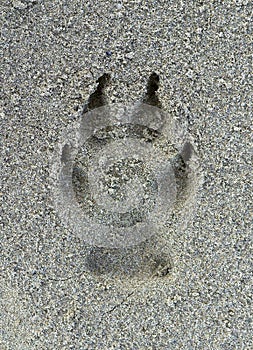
[0,0,252,349]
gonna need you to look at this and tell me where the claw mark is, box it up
[143,72,162,108]
[82,73,111,113]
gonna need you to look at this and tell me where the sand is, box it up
[0,0,252,349]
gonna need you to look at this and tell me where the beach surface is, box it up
[1,1,252,349]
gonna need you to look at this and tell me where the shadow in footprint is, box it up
[85,237,172,281]
[83,73,111,113]
[143,72,162,108]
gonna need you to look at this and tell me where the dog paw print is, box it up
[50,73,202,281]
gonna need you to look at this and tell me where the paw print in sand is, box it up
[50,73,202,281]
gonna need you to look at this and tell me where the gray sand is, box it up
[0,1,252,349]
